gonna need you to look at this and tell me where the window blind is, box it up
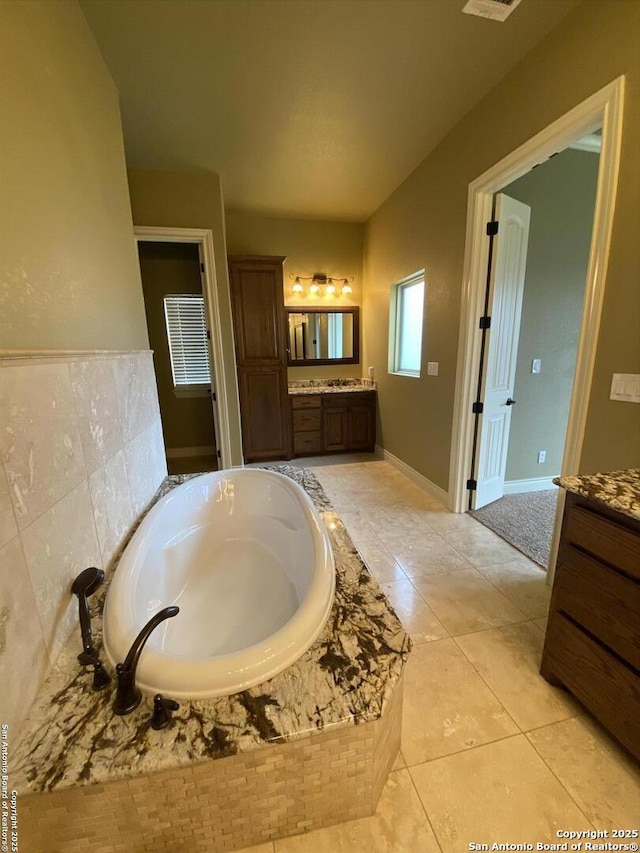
[163,295,211,387]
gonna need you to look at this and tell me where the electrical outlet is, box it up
[531,358,542,374]
[368,366,375,379]
[537,450,546,464]
[427,362,439,376]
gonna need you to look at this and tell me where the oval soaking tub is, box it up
[103,469,335,699]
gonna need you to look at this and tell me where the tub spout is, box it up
[113,606,179,716]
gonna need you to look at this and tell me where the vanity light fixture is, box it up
[289,273,354,297]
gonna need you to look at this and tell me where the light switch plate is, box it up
[610,373,640,403]
[427,362,439,376]
[531,358,542,374]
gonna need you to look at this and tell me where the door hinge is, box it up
[217,450,221,459]
[466,479,477,491]
[472,401,484,414]
[206,329,211,340]
[200,262,205,273]
[479,315,491,330]
[486,220,499,236]
[211,390,217,402]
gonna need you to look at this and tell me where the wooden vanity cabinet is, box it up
[291,391,376,456]
[541,492,640,760]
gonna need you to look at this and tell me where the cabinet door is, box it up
[323,407,349,451]
[349,405,375,450]
[229,258,287,365]
[238,367,291,461]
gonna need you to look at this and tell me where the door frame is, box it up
[134,225,234,470]
[449,76,625,578]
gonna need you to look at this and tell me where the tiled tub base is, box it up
[18,675,403,853]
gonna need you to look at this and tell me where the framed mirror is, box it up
[286,307,360,366]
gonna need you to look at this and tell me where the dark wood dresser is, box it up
[541,489,640,761]
[291,391,376,457]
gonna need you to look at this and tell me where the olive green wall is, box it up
[225,211,364,381]
[127,169,244,466]
[364,0,640,491]
[138,242,217,453]
[0,1,148,350]
[503,149,600,483]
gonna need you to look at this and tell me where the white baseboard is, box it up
[503,476,559,495]
[165,445,216,459]
[376,444,450,507]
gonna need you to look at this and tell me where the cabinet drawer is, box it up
[293,431,322,454]
[542,613,640,760]
[293,410,321,432]
[291,394,321,409]
[322,391,375,408]
[555,545,640,669]
[564,504,640,580]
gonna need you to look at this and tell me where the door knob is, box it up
[506,398,516,406]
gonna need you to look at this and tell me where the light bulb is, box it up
[292,277,303,294]
[341,278,352,295]
[309,283,320,295]
[325,283,336,296]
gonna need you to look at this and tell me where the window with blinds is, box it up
[163,295,211,389]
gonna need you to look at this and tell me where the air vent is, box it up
[462,0,523,22]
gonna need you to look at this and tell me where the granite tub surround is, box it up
[13,465,410,797]
[288,377,376,395]
[554,468,640,520]
[0,350,166,735]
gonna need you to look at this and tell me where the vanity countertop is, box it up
[13,465,409,796]
[288,378,376,396]
[554,468,640,521]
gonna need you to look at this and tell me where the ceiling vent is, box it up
[462,0,523,22]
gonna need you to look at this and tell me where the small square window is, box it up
[388,272,425,377]
[163,295,211,394]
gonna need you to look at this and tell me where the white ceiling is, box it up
[81,0,580,221]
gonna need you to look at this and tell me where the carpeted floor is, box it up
[470,489,559,568]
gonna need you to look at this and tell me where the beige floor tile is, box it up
[383,533,473,577]
[419,511,482,534]
[392,750,406,770]
[410,735,591,852]
[455,622,580,731]
[337,510,379,542]
[237,844,274,853]
[401,639,518,765]
[412,570,528,635]
[476,558,551,618]
[356,538,407,583]
[274,769,439,852]
[381,579,449,644]
[527,716,640,830]
[443,526,522,567]
[533,617,548,634]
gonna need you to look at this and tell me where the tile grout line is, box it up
[403,765,446,853]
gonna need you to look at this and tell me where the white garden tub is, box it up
[103,469,335,699]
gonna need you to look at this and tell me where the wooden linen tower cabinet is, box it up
[228,255,292,463]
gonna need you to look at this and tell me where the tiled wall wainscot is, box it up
[18,674,403,853]
[0,351,166,735]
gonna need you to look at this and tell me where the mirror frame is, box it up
[286,306,360,366]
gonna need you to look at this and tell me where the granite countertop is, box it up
[13,466,409,795]
[554,468,640,521]
[288,379,376,396]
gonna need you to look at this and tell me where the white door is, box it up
[473,193,531,509]
[198,243,221,465]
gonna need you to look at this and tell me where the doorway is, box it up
[138,240,218,474]
[449,77,624,581]
[467,143,601,567]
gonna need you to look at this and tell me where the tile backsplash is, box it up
[0,351,167,735]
